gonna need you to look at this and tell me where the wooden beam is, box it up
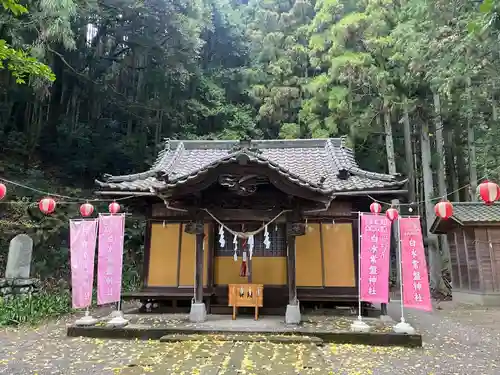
[142,219,153,288]
[287,234,297,305]
[185,222,205,303]
[195,231,204,303]
[286,222,305,305]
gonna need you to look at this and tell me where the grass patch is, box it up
[0,290,72,326]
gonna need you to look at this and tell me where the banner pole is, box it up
[351,212,371,332]
[393,216,416,334]
[397,216,405,321]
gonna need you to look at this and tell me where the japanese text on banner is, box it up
[97,214,125,305]
[359,213,392,304]
[399,217,432,311]
[70,219,98,309]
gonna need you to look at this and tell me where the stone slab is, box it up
[67,324,422,347]
[453,290,500,306]
[159,333,324,345]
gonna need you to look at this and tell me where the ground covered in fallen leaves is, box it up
[0,302,499,374]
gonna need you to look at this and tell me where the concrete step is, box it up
[159,333,324,346]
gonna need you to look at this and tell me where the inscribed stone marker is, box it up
[5,234,33,279]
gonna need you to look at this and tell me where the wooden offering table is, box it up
[228,284,263,320]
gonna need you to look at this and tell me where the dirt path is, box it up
[0,303,499,374]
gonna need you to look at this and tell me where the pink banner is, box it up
[97,214,125,305]
[70,219,98,309]
[399,217,432,311]
[359,213,392,303]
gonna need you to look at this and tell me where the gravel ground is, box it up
[0,302,499,374]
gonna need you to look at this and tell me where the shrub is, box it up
[0,291,72,326]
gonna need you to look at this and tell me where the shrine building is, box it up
[431,202,500,306]
[95,138,407,323]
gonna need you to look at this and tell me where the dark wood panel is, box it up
[474,228,494,292]
[489,227,500,291]
[447,232,460,288]
[455,231,469,290]
[464,228,480,291]
[122,287,214,300]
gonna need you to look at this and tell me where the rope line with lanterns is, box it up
[3,165,500,220]
[0,177,130,216]
[368,164,500,208]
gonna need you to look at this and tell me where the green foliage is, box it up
[0,0,55,84]
[0,292,72,326]
[1,0,27,15]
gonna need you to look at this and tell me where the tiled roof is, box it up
[430,202,500,234]
[95,138,407,195]
[452,202,500,223]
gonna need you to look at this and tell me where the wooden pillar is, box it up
[185,221,205,304]
[287,222,306,305]
[287,234,297,304]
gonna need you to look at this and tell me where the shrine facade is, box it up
[95,138,407,322]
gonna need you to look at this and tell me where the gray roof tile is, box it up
[430,202,500,234]
[96,138,407,195]
[447,202,500,223]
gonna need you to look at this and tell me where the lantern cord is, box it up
[0,176,135,203]
[368,164,500,207]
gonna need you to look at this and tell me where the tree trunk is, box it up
[384,99,396,175]
[433,93,451,280]
[402,97,415,204]
[467,77,478,200]
[420,123,442,292]
[383,100,400,296]
[445,128,460,201]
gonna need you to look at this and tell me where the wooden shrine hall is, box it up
[95,138,407,323]
[431,202,500,306]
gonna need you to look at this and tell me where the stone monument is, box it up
[5,234,33,279]
[0,234,40,300]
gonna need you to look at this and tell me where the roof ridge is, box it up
[340,148,396,182]
[324,139,342,171]
[101,140,177,183]
[159,142,184,176]
[168,138,346,149]
[167,149,327,192]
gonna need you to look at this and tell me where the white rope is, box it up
[202,208,290,238]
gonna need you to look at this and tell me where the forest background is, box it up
[0,0,498,323]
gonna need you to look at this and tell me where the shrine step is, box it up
[210,305,285,315]
[159,334,324,346]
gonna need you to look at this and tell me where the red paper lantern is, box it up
[478,180,500,205]
[0,183,6,200]
[39,197,56,214]
[386,207,399,222]
[370,202,382,214]
[80,202,94,217]
[434,200,453,220]
[109,201,120,214]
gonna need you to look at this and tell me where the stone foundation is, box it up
[453,290,500,306]
[0,278,41,300]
